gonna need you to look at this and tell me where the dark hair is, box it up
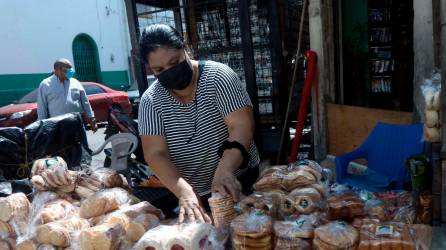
[139,24,185,63]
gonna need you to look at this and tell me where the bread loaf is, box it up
[79,223,124,250]
[133,225,179,250]
[90,168,123,188]
[37,244,57,250]
[425,110,439,127]
[165,223,213,250]
[313,221,359,250]
[328,192,365,221]
[357,221,415,250]
[16,239,38,250]
[0,192,31,222]
[424,126,441,142]
[80,188,133,219]
[36,200,78,225]
[0,220,14,238]
[126,214,160,242]
[288,187,322,214]
[36,217,90,247]
[0,238,16,250]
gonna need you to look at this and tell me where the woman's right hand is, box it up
[178,187,212,224]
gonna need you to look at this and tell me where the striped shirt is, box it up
[138,60,260,195]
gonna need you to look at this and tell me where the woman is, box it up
[138,24,260,223]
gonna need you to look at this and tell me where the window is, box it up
[84,84,106,95]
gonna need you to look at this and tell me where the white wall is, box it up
[0,0,132,74]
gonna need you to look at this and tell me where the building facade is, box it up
[0,0,132,106]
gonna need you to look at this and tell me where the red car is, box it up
[0,82,132,128]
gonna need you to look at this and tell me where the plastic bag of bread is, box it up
[35,217,90,247]
[286,187,323,215]
[239,191,285,218]
[282,169,317,191]
[87,167,124,188]
[133,225,179,250]
[79,223,124,250]
[425,110,439,127]
[424,125,441,142]
[34,199,78,225]
[351,217,380,230]
[165,223,214,250]
[259,165,288,178]
[409,224,433,250]
[328,192,365,221]
[80,187,134,219]
[358,221,415,250]
[0,220,14,238]
[313,221,359,250]
[231,210,273,250]
[273,215,318,249]
[253,172,286,192]
[392,205,416,224]
[289,160,323,181]
[0,238,16,250]
[16,239,38,250]
[208,193,236,228]
[0,192,31,222]
[31,157,75,192]
[364,199,389,221]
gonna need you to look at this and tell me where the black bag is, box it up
[0,113,87,179]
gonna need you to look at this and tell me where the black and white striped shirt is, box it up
[138,60,260,195]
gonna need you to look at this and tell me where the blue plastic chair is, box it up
[335,122,424,191]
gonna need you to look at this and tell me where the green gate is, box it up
[72,34,101,82]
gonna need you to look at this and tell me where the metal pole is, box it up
[439,0,446,224]
[124,0,148,96]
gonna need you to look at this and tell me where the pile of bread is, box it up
[232,160,433,250]
[0,157,168,250]
[423,82,441,142]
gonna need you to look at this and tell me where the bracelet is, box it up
[217,140,249,169]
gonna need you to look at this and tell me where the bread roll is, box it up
[36,199,78,225]
[16,239,38,250]
[358,221,415,250]
[273,218,315,240]
[314,221,358,250]
[31,175,49,192]
[165,223,213,250]
[253,173,285,192]
[0,238,16,250]
[36,217,90,247]
[425,110,439,127]
[259,165,288,178]
[424,92,435,110]
[288,187,322,214]
[31,157,67,176]
[424,126,441,142]
[0,220,14,238]
[80,188,133,219]
[433,91,441,110]
[74,185,96,200]
[0,192,31,222]
[79,223,124,250]
[126,214,160,242]
[133,225,179,250]
[328,192,365,221]
[282,170,316,191]
[90,168,123,188]
[37,244,57,250]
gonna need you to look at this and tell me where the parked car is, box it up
[0,82,132,128]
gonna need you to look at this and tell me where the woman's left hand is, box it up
[211,168,242,202]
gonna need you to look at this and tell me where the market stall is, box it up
[0,156,434,249]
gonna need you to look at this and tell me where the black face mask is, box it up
[155,59,193,90]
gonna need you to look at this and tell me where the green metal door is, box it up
[72,34,100,82]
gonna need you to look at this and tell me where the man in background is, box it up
[37,58,97,131]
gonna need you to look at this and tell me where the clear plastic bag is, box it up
[230,210,273,250]
[358,221,415,250]
[208,193,236,229]
[313,221,359,250]
[327,192,366,221]
[239,191,284,218]
[364,199,389,221]
[79,187,134,219]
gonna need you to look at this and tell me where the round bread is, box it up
[276,238,311,250]
[290,187,322,214]
[313,221,358,249]
[425,110,439,127]
[273,219,314,239]
[253,173,285,192]
[232,234,272,247]
[231,212,272,238]
[259,165,288,177]
[283,170,316,190]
